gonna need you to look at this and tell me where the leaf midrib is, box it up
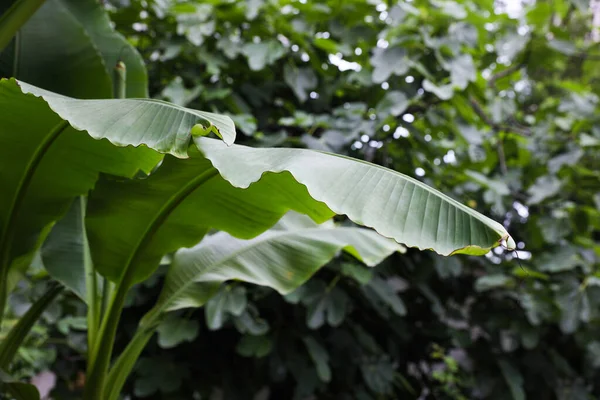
[114,166,220,290]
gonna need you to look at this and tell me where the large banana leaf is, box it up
[0,78,232,303]
[194,137,515,255]
[13,79,236,156]
[86,137,512,289]
[105,213,404,400]
[0,78,158,282]
[155,212,405,313]
[86,150,333,285]
[0,0,147,98]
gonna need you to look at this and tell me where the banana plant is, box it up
[0,77,514,398]
[0,1,514,399]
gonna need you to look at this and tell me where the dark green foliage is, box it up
[4,0,600,398]
[92,0,600,398]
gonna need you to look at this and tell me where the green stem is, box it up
[113,61,126,100]
[81,196,100,353]
[83,281,126,400]
[0,0,46,52]
[84,168,220,399]
[0,120,69,328]
[104,312,162,400]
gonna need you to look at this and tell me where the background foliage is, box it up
[7,0,600,398]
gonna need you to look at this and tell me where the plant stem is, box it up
[80,196,101,353]
[0,0,46,52]
[83,281,127,400]
[104,314,161,400]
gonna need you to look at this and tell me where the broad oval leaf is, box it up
[154,212,404,312]
[16,80,236,157]
[194,137,515,256]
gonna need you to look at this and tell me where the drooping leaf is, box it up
[153,211,402,313]
[195,137,514,256]
[12,79,236,157]
[41,198,92,302]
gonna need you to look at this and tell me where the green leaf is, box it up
[537,247,581,273]
[153,211,400,313]
[527,175,561,204]
[56,316,87,335]
[204,287,230,330]
[303,337,331,382]
[232,308,269,335]
[364,277,407,316]
[12,79,236,157]
[475,274,513,292]
[423,79,454,100]
[448,54,476,89]
[236,335,272,358]
[371,47,410,83]
[0,0,45,52]
[360,358,395,394]
[243,41,286,71]
[0,78,161,314]
[340,263,374,285]
[0,0,112,99]
[156,315,199,349]
[41,198,91,302]
[133,357,188,397]
[376,91,410,118]
[284,65,318,102]
[195,137,514,256]
[305,286,349,328]
[0,370,40,400]
[498,359,525,400]
[57,0,149,97]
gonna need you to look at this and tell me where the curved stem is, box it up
[83,167,219,400]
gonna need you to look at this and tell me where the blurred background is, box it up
[6,0,600,398]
